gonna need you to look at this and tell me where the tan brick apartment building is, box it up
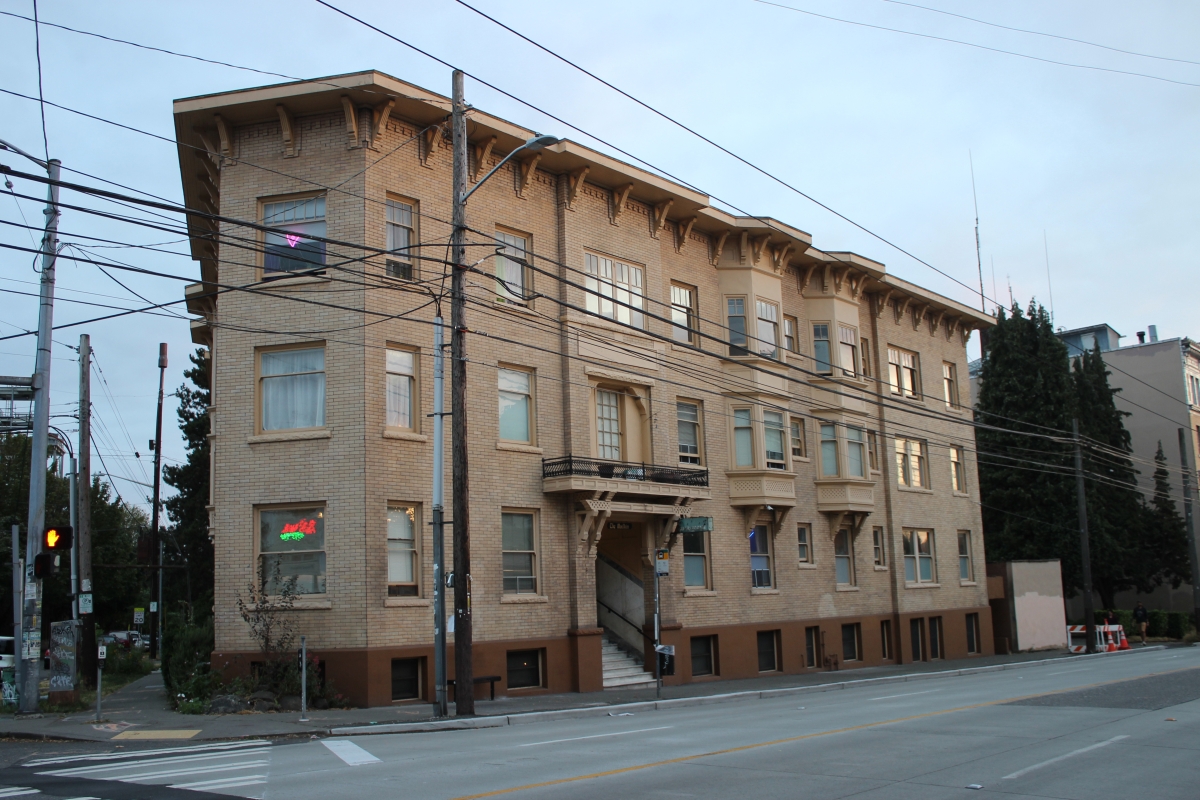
[175,71,995,707]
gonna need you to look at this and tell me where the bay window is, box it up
[820,423,839,477]
[846,426,866,478]
[763,410,787,470]
[756,301,779,358]
[813,324,832,373]
[733,408,754,467]
[585,253,643,328]
[727,298,749,356]
[838,326,858,377]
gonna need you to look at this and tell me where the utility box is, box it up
[987,560,1068,653]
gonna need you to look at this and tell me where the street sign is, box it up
[654,644,675,656]
[78,593,93,614]
[133,609,144,625]
[655,549,670,575]
[676,516,712,533]
[97,645,107,662]
[149,602,157,613]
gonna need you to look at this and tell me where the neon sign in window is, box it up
[279,518,318,541]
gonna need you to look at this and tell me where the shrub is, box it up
[1148,610,1168,638]
[105,647,151,677]
[1166,612,1191,640]
[163,618,214,694]
[177,697,208,715]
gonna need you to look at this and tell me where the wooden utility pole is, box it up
[77,334,94,684]
[1178,429,1200,632]
[450,69,474,715]
[1073,419,1096,653]
[148,343,167,660]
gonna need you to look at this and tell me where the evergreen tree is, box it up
[162,348,213,623]
[976,302,1081,588]
[1144,441,1191,588]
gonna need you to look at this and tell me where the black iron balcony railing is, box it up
[542,455,709,487]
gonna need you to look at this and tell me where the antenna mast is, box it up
[1044,230,1055,324]
[970,151,985,312]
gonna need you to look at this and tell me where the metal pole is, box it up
[149,343,167,660]
[450,69,474,717]
[1073,419,1096,653]
[95,659,102,722]
[11,525,21,710]
[21,157,61,714]
[654,562,661,699]
[1177,428,1200,632]
[299,635,308,722]
[69,457,77,620]
[77,334,94,684]
[431,316,447,717]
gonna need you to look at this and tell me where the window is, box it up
[683,530,709,588]
[677,401,702,465]
[820,423,839,477]
[386,349,416,429]
[385,198,415,279]
[813,324,832,373]
[881,619,893,660]
[763,411,787,470]
[756,301,779,358]
[805,626,819,668]
[501,512,537,594]
[846,426,866,478]
[750,525,772,588]
[733,408,754,467]
[834,529,855,585]
[783,316,798,353]
[950,446,966,492]
[596,389,622,460]
[690,636,716,676]
[391,658,422,701]
[790,418,807,459]
[910,618,926,661]
[495,231,529,303]
[727,298,748,356]
[263,196,326,274]
[872,526,886,567]
[1190,375,1200,406]
[958,531,973,581]
[966,613,981,654]
[888,347,921,398]
[498,368,533,443]
[757,630,780,672]
[903,530,936,584]
[841,623,862,662]
[860,338,872,377]
[260,347,325,431]
[506,649,543,689]
[867,430,879,472]
[797,525,811,563]
[259,507,325,595]
[387,504,418,597]
[942,362,960,408]
[895,438,928,488]
[585,253,643,327]
[838,325,858,377]
[671,283,697,344]
[929,616,944,659]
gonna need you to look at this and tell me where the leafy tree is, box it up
[1143,442,1191,589]
[162,348,213,623]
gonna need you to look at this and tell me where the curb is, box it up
[329,645,1166,736]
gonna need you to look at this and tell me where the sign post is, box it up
[95,644,106,722]
[654,549,669,699]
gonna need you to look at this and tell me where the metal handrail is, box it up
[596,598,645,635]
[543,455,709,487]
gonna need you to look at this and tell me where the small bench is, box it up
[447,675,501,701]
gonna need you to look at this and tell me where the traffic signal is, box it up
[44,525,73,550]
[33,552,57,578]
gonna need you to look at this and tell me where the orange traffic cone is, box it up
[1106,629,1118,652]
[1118,627,1132,650]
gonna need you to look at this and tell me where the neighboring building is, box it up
[176,71,996,707]
[1058,323,1122,356]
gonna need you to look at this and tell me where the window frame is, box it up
[506,649,544,689]
[750,524,773,588]
[762,410,788,471]
[834,529,855,586]
[391,657,424,701]
[498,365,536,444]
[386,503,421,597]
[797,524,813,565]
[501,509,540,595]
[385,195,418,280]
[757,630,781,672]
[257,343,326,434]
[261,193,327,276]
[812,323,833,374]
[726,297,749,356]
[841,622,862,662]
[585,251,644,328]
[595,387,623,461]
[866,430,879,473]
[950,446,967,493]
[676,400,704,466]
[887,346,922,399]
[670,282,698,344]
[755,300,780,359]
[819,422,839,477]
[958,530,974,582]
[256,503,326,596]
[732,407,755,468]
[790,417,807,460]
[845,426,866,478]
[495,228,531,305]
[942,361,960,408]
[872,526,886,568]
[385,345,419,432]
[966,612,981,654]
[860,337,872,378]
[895,437,929,489]
[682,529,711,589]
[838,325,858,378]
[903,529,937,585]
[690,635,717,677]
[783,315,799,354]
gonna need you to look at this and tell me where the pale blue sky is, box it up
[2,0,1197,510]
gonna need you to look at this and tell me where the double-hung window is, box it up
[888,347,921,398]
[838,326,858,377]
[958,531,974,581]
[733,408,754,467]
[872,526,886,567]
[950,446,966,492]
[596,389,622,460]
[683,531,709,588]
[813,324,832,373]
[671,283,697,344]
[756,301,780,358]
[942,362,960,408]
[260,347,325,431]
[498,368,533,443]
[846,426,866,478]
[790,418,807,459]
[677,401,702,464]
[763,411,787,470]
[259,507,325,595]
[820,423,839,477]
[797,525,811,563]
[385,198,416,279]
[860,338,872,377]
[387,504,418,596]
[585,253,643,327]
[867,430,879,472]
[834,529,854,585]
[750,525,772,588]
[727,298,748,356]
[386,349,416,429]
[783,316,798,353]
[502,512,537,594]
[903,530,935,584]
[895,437,928,488]
[495,231,528,303]
[263,196,326,274]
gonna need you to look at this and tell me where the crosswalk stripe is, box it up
[23,739,270,767]
[169,775,268,790]
[118,761,267,783]
[322,740,381,766]
[40,748,269,776]
[0,789,40,798]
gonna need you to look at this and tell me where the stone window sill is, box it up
[385,596,430,607]
[960,580,978,587]
[290,598,332,610]
[797,562,818,570]
[836,585,860,592]
[905,582,941,589]
[493,298,536,315]
[750,588,780,595]
[683,589,717,597]
[897,485,934,494]
[497,441,543,455]
[500,594,549,604]
[260,272,332,288]
[248,429,331,444]
[952,491,970,498]
[384,428,428,442]
[874,565,889,572]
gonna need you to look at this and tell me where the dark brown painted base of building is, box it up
[212,607,992,708]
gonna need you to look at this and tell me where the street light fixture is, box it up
[461,134,560,203]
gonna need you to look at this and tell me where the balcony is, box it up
[542,456,711,500]
[814,478,875,514]
[727,470,797,507]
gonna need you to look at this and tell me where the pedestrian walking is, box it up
[1133,602,1149,646]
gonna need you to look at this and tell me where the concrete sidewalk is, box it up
[0,645,1172,743]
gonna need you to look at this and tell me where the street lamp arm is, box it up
[0,138,50,171]
[460,134,559,204]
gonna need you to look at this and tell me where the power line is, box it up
[30,0,50,162]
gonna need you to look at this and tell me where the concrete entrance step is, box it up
[601,632,654,689]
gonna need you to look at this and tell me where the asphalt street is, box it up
[3,647,1198,800]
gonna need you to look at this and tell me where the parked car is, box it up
[107,631,139,650]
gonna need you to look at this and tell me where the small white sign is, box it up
[81,578,92,592]
[149,602,158,613]
[78,593,93,614]
[655,550,670,576]
[133,611,144,625]
[98,645,107,661]
[654,644,675,656]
